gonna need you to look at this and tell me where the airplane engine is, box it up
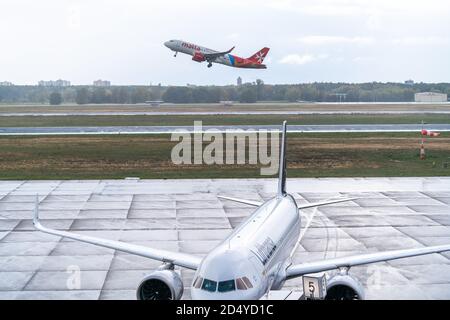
[325,274,365,300]
[136,269,183,300]
[192,51,206,62]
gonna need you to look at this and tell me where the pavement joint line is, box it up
[0,181,26,219]
[125,194,134,220]
[20,266,41,292]
[98,252,117,297]
[419,192,449,206]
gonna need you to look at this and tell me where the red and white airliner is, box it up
[164,39,270,69]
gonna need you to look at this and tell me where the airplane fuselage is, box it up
[191,194,300,299]
[164,40,267,69]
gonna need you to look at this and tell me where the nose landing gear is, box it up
[174,52,177,57]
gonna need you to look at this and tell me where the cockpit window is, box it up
[218,280,235,292]
[242,277,253,288]
[201,279,217,292]
[197,277,252,292]
[193,276,203,289]
[236,278,246,290]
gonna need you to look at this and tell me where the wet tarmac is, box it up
[0,177,449,300]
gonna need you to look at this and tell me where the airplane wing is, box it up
[32,197,201,270]
[285,244,450,280]
[217,195,262,207]
[204,47,235,60]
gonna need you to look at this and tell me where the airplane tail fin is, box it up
[277,121,287,197]
[248,47,270,64]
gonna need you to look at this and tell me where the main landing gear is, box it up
[207,62,212,68]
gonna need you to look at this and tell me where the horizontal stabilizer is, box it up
[298,197,357,209]
[218,196,262,207]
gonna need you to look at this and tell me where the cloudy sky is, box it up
[1,0,449,85]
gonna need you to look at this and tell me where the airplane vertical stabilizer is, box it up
[277,121,287,197]
[248,47,270,64]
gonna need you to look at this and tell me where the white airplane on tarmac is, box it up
[34,122,450,300]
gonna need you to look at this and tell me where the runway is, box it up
[1,110,450,117]
[0,177,450,300]
[1,124,450,135]
[0,102,449,116]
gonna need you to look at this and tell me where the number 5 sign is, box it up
[302,274,327,300]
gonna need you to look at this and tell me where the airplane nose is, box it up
[164,41,170,48]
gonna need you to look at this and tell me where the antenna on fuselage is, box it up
[277,121,287,197]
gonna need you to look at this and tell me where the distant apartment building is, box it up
[38,79,71,87]
[93,79,111,87]
[415,92,448,103]
[0,81,13,86]
[237,76,242,86]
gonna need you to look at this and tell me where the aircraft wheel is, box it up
[207,62,212,68]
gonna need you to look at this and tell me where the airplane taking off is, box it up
[34,122,450,300]
[164,39,269,69]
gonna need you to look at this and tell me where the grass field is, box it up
[0,133,449,180]
[0,114,449,127]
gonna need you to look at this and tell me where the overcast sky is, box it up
[1,0,449,85]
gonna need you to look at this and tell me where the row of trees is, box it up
[1,82,449,104]
[74,86,163,104]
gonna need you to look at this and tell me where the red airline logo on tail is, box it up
[248,47,270,64]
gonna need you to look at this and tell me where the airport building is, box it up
[0,81,13,86]
[38,79,71,87]
[93,79,111,87]
[237,76,242,86]
[414,92,448,102]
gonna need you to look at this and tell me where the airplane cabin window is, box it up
[242,277,253,288]
[218,279,235,292]
[201,278,217,292]
[236,278,247,290]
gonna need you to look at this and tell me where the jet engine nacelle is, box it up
[325,274,365,300]
[192,51,206,62]
[136,269,184,300]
